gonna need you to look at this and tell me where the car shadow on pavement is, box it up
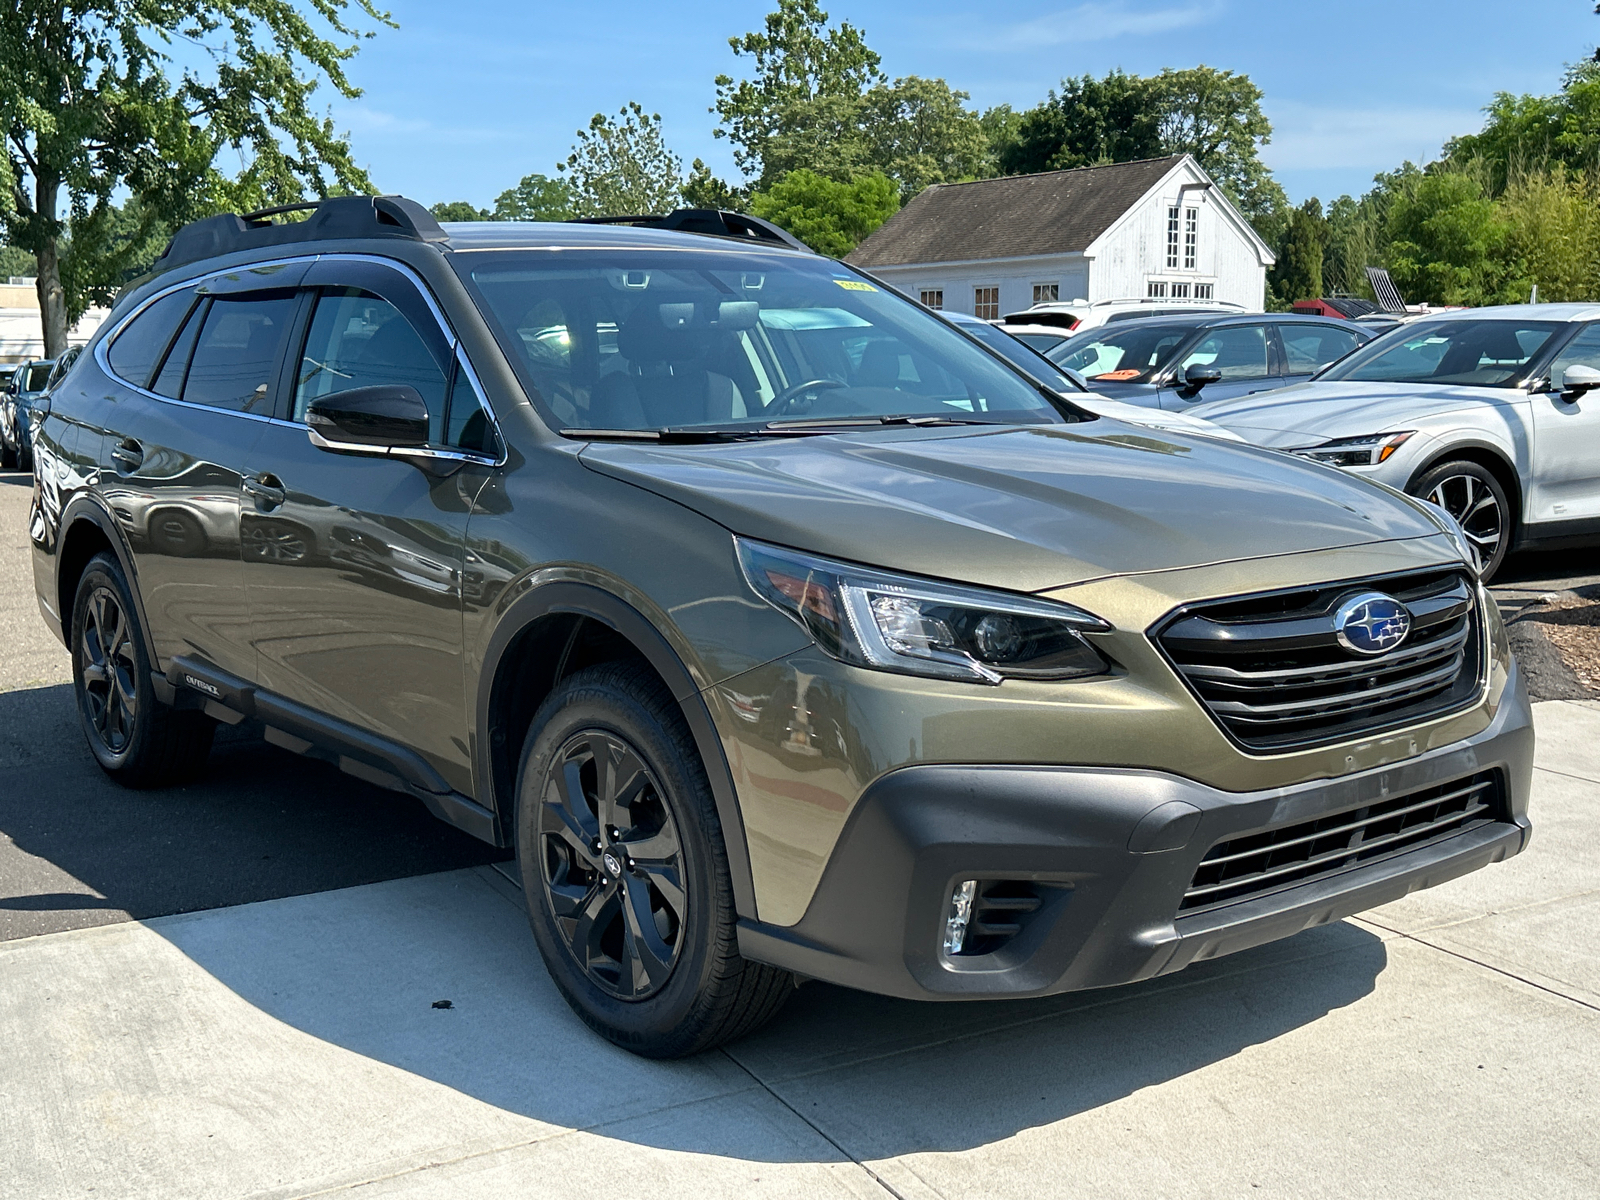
[0,684,505,940]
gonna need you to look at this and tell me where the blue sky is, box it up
[324,0,1600,209]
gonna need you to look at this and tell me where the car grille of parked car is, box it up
[1179,769,1506,914]
[1154,568,1483,753]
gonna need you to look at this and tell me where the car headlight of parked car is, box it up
[1292,430,1415,468]
[737,537,1112,684]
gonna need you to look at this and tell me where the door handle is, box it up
[243,473,286,511]
[110,439,143,473]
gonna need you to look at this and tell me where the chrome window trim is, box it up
[95,252,509,465]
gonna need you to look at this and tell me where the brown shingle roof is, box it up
[846,155,1186,268]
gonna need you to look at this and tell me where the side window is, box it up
[1180,324,1270,381]
[1279,324,1363,374]
[183,292,297,413]
[106,289,195,389]
[151,298,208,399]
[294,288,450,443]
[1548,324,1600,382]
[445,360,500,455]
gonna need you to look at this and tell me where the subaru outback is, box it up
[30,196,1532,1058]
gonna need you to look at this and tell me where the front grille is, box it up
[1155,568,1484,752]
[1181,770,1505,914]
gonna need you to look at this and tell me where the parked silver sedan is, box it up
[1191,304,1600,579]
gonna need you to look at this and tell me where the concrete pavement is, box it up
[4,703,1598,1199]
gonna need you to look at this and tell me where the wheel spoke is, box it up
[562,879,618,972]
[620,881,675,995]
[618,823,679,865]
[597,737,650,829]
[80,660,108,686]
[544,757,600,865]
[1465,529,1500,547]
[633,860,687,922]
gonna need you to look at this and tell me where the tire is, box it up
[70,552,215,787]
[1,436,15,470]
[1407,460,1511,581]
[516,663,793,1058]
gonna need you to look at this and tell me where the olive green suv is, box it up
[30,197,1532,1057]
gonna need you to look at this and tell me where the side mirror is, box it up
[1560,364,1600,403]
[306,386,429,450]
[1177,364,1223,399]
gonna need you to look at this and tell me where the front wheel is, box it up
[71,552,215,787]
[516,664,793,1058]
[1407,460,1510,580]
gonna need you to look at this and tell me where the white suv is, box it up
[1191,304,1600,579]
[1005,297,1250,334]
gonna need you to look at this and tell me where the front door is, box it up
[1527,322,1600,527]
[240,260,491,792]
[1159,322,1276,409]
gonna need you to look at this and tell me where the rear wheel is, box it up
[71,553,215,787]
[1408,460,1510,581]
[516,663,792,1058]
[1,433,16,469]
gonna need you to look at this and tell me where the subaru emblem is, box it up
[1334,592,1412,656]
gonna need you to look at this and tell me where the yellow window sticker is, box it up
[834,280,878,292]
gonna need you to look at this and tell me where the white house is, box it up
[847,155,1274,319]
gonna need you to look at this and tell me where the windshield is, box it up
[453,249,1066,432]
[23,363,53,391]
[952,320,1082,392]
[1319,319,1562,387]
[1047,323,1193,383]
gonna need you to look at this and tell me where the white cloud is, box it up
[972,1,1222,52]
[1263,100,1487,173]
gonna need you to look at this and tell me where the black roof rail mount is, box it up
[568,208,815,254]
[154,195,447,272]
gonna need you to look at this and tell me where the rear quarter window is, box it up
[106,290,195,389]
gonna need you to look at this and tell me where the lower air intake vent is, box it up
[1181,770,1506,914]
[948,881,1053,957]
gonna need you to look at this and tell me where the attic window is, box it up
[1185,208,1198,270]
[1166,207,1180,269]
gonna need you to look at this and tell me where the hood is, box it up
[1191,381,1526,449]
[1073,393,1245,442]
[579,420,1449,593]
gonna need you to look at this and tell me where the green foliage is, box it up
[559,103,683,218]
[978,105,1023,172]
[431,201,490,222]
[713,0,883,181]
[1445,61,1600,194]
[492,173,575,221]
[1499,167,1600,301]
[0,242,34,278]
[0,0,387,352]
[748,169,899,256]
[682,159,747,210]
[1154,66,1287,225]
[1385,169,1519,306]
[1269,200,1327,308]
[1322,193,1383,297]
[998,71,1163,175]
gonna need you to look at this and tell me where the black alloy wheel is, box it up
[1409,460,1509,580]
[79,584,139,753]
[70,552,215,786]
[538,728,687,1000]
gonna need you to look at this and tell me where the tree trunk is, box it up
[33,172,67,360]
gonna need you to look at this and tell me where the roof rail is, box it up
[568,208,814,254]
[153,195,447,273]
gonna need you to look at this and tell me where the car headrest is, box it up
[619,299,759,365]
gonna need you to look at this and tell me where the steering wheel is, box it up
[767,378,848,417]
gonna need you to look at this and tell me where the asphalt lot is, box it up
[2,465,1598,1198]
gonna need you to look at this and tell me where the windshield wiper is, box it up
[560,427,769,443]
[760,414,1004,430]
[563,415,1004,443]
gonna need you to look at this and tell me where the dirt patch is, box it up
[1504,590,1600,700]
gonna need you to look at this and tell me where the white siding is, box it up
[868,255,1089,318]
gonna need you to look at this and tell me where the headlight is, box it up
[1292,430,1415,468]
[736,538,1112,684]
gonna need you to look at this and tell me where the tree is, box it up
[431,201,489,222]
[1499,167,1600,301]
[1322,193,1383,296]
[1445,60,1600,194]
[0,242,34,278]
[1385,169,1518,306]
[0,0,386,356]
[998,71,1163,176]
[1152,66,1287,225]
[748,169,898,256]
[492,173,575,221]
[682,160,746,210]
[858,77,990,198]
[558,103,683,218]
[713,0,882,182]
[1269,200,1327,307]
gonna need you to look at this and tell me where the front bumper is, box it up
[737,657,1533,1000]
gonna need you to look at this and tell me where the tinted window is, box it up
[1179,324,1270,381]
[23,363,53,390]
[294,289,451,442]
[456,250,1061,431]
[182,293,296,412]
[106,290,194,389]
[1322,319,1561,388]
[1279,324,1363,374]
[151,299,208,399]
[1049,323,1192,382]
[1549,323,1600,382]
[445,363,499,454]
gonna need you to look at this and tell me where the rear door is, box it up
[1274,321,1366,388]
[93,277,300,680]
[239,258,498,793]
[1158,322,1276,408]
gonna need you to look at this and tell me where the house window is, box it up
[1185,208,1198,270]
[1033,282,1059,305]
[919,289,944,310]
[1171,282,1191,299]
[1147,280,1168,298]
[1166,206,1180,269]
[974,286,1000,320]
[1195,283,1214,300]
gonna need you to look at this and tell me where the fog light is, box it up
[943,880,978,955]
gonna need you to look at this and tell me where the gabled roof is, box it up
[848,155,1189,268]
